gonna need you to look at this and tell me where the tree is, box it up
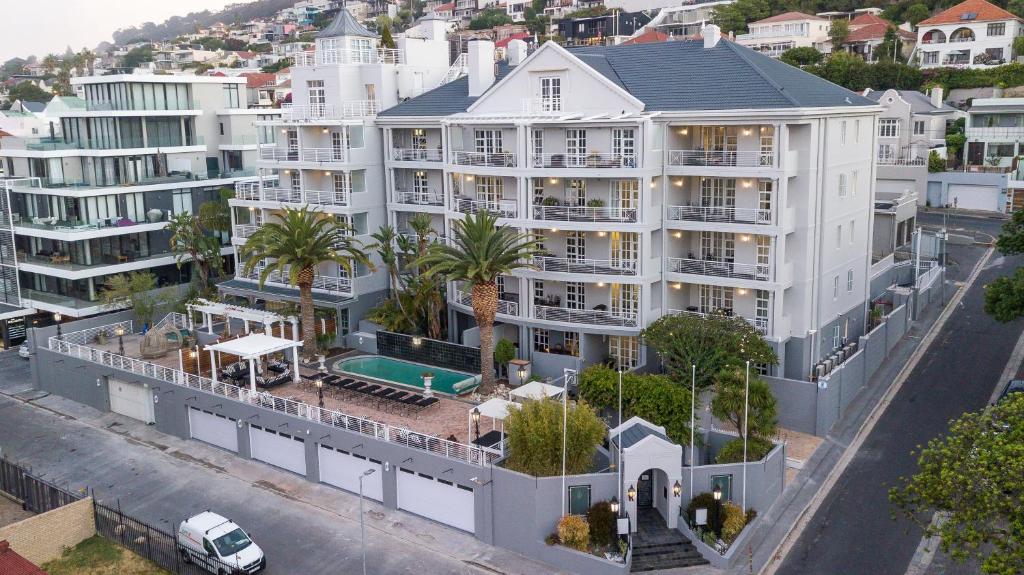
[904,3,930,27]
[640,311,778,390]
[494,338,516,378]
[78,48,96,75]
[503,397,606,477]
[122,45,154,69]
[41,54,59,74]
[889,395,1024,575]
[198,187,234,237]
[418,211,541,389]
[380,22,396,49]
[578,365,693,443]
[828,19,850,50]
[166,212,223,294]
[239,207,370,358]
[260,58,292,73]
[995,209,1024,256]
[984,268,1024,323]
[469,8,513,30]
[711,0,770,34]
[100,272,175,327]
[928,150,946,173]
[809,51,871,91]
[4,82,53,107]
[780,47,824,67]
[1010,0,1024,19]
[710,367,778,441]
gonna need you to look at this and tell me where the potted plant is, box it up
[542,196,561,207]
[586,198,605,208]
[422,371,434,395]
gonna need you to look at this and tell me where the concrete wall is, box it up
[0,497,96,565]
[531,350,583,381]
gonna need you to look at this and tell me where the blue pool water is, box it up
[334,356,478,395]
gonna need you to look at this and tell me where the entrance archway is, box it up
[612,417,683,533]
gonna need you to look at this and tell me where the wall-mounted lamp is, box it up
[740,235,750,242]
[742,180,753,188]
[673,283,682,290]
[674,179,683,187]
[627,484,636,501]
[549,177,558,184]
[610,496,619,514]
[673,480,682,498]
[322,128,329,134]
[412,336,423,346]
[649,181,656,189]
[738,288,748,295]
[465,175,474,182]
[550,228,558,233]
[679,128,689,135]
[597,231,606,237]
[597,281,605,287]
[673,231,682,238]
[742,128,752,136]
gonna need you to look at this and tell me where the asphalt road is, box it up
[0,352,561,575]
[776,227,1024,575]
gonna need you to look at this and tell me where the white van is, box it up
[177,511,265,574]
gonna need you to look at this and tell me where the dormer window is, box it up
[540,76,561,112]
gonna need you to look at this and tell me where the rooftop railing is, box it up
[667,308,768,334]
[293,48,403,67]
[454,290,519,316]
[279,101,378,122]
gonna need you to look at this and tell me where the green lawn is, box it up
[41,535,170,575]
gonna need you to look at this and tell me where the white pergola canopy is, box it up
[508,381,564,401]
[206,333,303,360]
[475,397,518,420]
[186,298,298,337]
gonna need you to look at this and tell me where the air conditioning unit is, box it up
[844,343,857,355]
[814,363,827,378]
[834,350,845,363]
[822,359,833,372]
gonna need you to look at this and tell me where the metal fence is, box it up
[0,456,80,514]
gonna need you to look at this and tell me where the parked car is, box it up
[177,511,265,574]
[996,379,1024,404]
[17,344,30,359]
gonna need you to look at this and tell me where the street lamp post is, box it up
[53,313,62,339]
[359,468,376,575]
[471,407,480,441]
[115,326,125,356]
[315,378,324,409]
[712,485,722,533]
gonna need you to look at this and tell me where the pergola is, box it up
[186,298,298,339]
[469,397,518,455]
[508,380,564,402]
[206,333,304,392]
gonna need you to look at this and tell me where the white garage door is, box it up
[397,468,475,533]
[108,379,154,424]
[188,408,238,452]
[317,445,383,501]
[249,425,306,475]
[948,184,1000,212]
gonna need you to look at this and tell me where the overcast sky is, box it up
[0,0,239,62]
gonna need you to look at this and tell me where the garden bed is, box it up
[41,535,170,575]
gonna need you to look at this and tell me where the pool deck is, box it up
[333,356,479,396]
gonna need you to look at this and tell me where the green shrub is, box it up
[545,533,559,545]
[504,398,606,477]
[578,365,694,444]
[557,514,590,551]
[928,150,946,173]
[715,437,774,464]
[686,492,722,534]
[542,196,561,206]
[585,198,605,207]
[720,502,746,544]
[586,501,616,547]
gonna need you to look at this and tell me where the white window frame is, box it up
[566,282,585,310]
[838,173,847,198]
[539,76,561,112]
[847,269,854,292]
[913,120,926,135]
[878,119,899,138]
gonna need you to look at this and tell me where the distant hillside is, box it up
[111,0,298,45]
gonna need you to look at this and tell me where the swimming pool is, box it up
[334,356,479,395]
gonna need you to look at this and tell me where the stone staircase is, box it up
[630,509,709,573]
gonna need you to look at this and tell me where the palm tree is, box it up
[41,54,59,75]
[78,48,96,75]
[418,211,541,389]
[239,207,370,358]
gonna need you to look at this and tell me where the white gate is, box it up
[397,468,475,533]
[249,425,306,475]
[108,378,154,423]
[317,445,383,501]
[188,408,238,452]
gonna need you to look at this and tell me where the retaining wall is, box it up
[0,497,96,565]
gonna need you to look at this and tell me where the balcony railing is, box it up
[667,150,774,168]
[453,198,517,218]
[22,135,204,151]
[667,257,771,281]
[395,190,444,206]
[391,148,443,162]
[280,101,378,122]
[293,48,403,67]
[666,205,773,225]
[451,151,517,167]
[876,156,927,166]
[534,305,638,327]
[237,185,350,207]
[531,205,637,223]
[667,308,768,334]
[259,147,298,161]
[532,256,637,276]
[455,290,519,316]
[532,152,636,168]
[258,146,347,163]
[239,268,353,296]
[522,97,563,113]
[233,224,260,238]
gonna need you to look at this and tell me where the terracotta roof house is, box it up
[916,0,1023,68]
[621,29,670,45]
[735,11,832,58]
[841,13,917,61]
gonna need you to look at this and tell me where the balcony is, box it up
[394,190,443,206]
[666,205,773,225]
[279,101,378,122]
[452,198,517,218]
[238,268,353,296]
[531,205,637,223]
[667,308,768,335]
[667,150,773,168]
[391,148,443,162]
[532,153,636,169]
[234,185,350,207]
[454,290,520,316]
[234,224,260,239]
[533,305,638,327]
[531,256,637,276]
[451,151,517,168]
[876,156,926,167]
[667,257,771,281]
[6,170,256,192]
[293,48,403,67]
[259,146,347,163]
[19,135,204,151]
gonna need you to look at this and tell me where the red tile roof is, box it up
[233,51,257,59]
[433,2,455,11]
[495,32,531,48]
[918,0,1021,26]
[753,11,827,24]
[0,541,47,575]
[845,13,916,42]
[0,130,13,137]
[621,29,670,45]
[242,72,277,88]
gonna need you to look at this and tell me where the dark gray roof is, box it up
[863,89,958,114]
[381,39,874,117]
[317,9,375,39]
[613,422,671,449]
[19,101,45,113]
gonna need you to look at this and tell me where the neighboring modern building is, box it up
[377,27,882,381]
[556,10,652,46]
[0,75,277,318]
[735,11,832,58]
[640,0,733,39]
[915,0,1023,69]
[220,10,453,340]
[963,97,1024,167]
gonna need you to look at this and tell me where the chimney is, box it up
[930,86,944,108]
[468,40,496,97]
[507,39,527,66]
[703,24,721,49]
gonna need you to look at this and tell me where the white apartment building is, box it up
[377,28,881,380]
[963,97,1024,168]
[916,0,1023,68]
[735,12,832,59]
[221,10,453,337]
[0,75,276,318]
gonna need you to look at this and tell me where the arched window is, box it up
[922,29,946,44]
[950,27,975,42]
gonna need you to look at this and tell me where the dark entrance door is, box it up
[636,471,653,507]
[967,142,985,166]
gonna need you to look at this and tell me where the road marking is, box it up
[762,246,995,575]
